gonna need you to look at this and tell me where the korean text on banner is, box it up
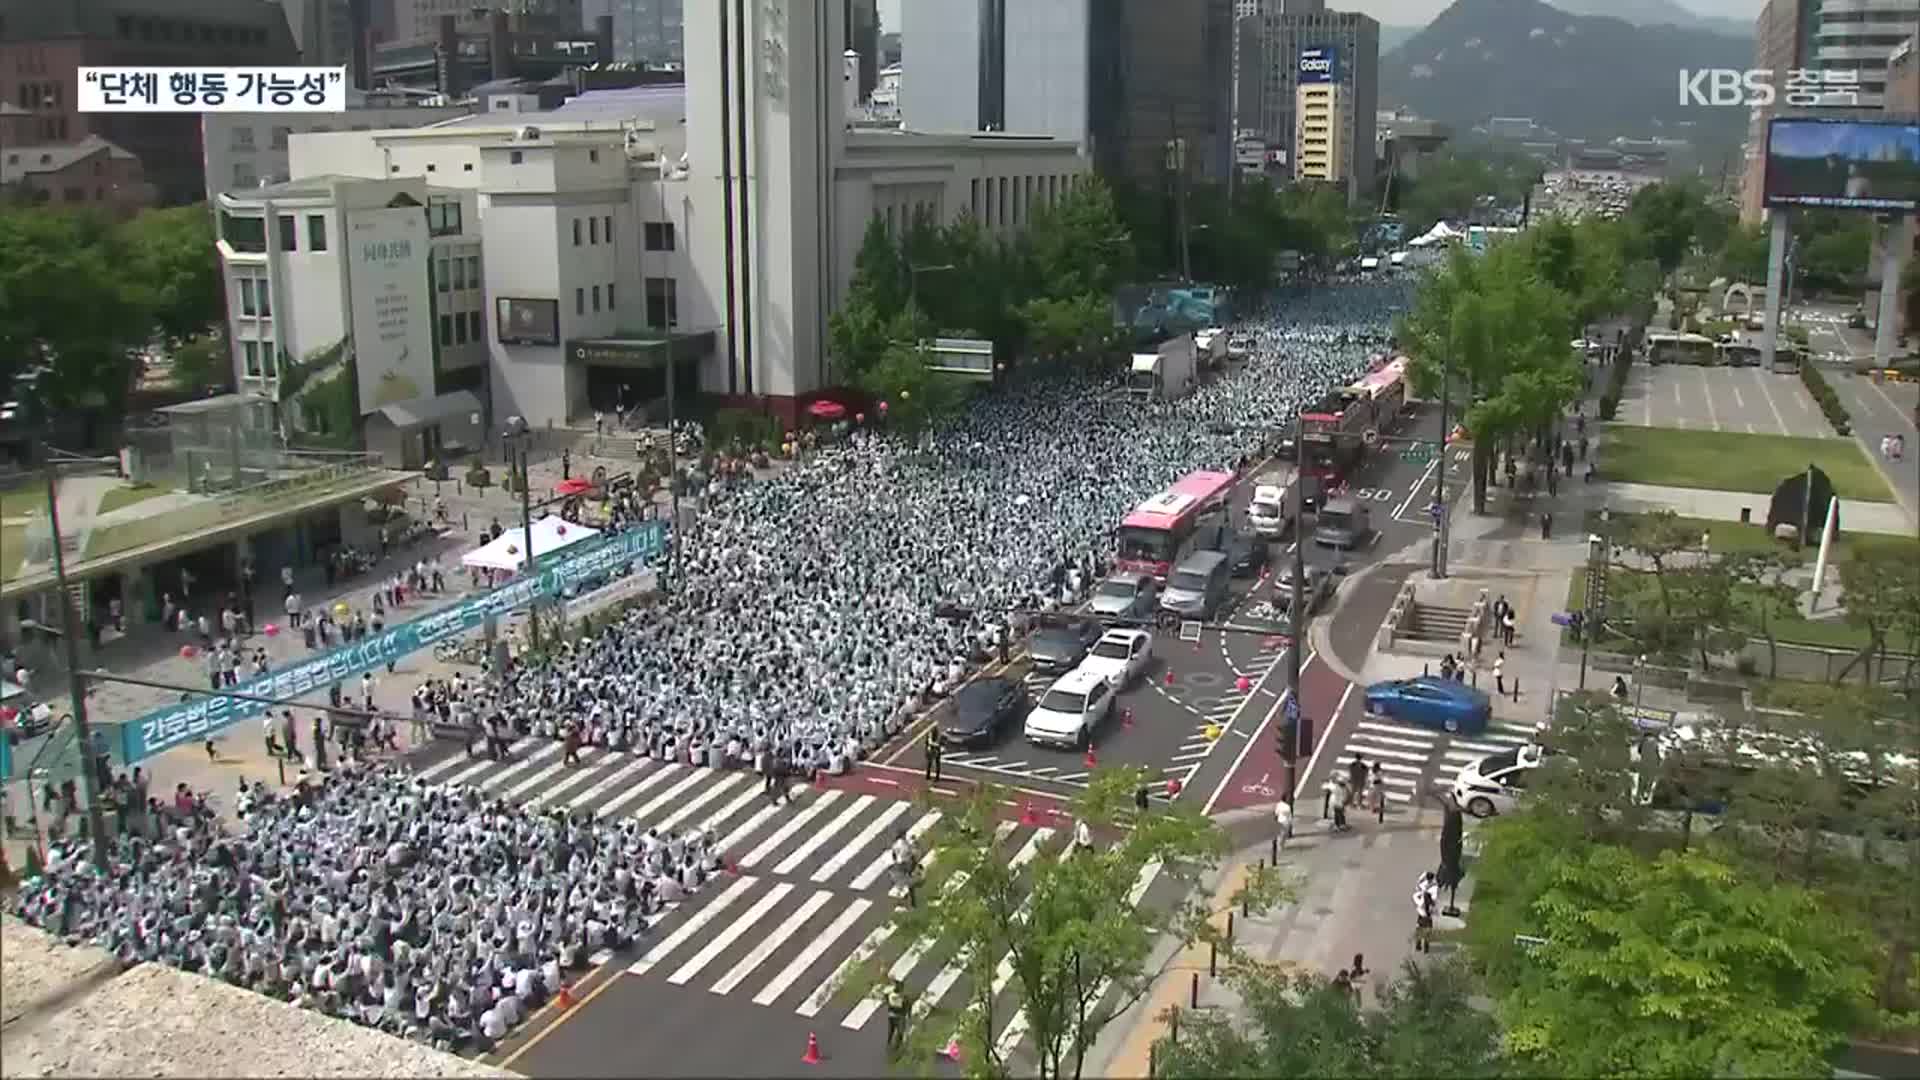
[78,68,348,112]
[117,522,666,763]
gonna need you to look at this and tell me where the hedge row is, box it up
[1597,341,1636,421]
[1798,361,1853,436]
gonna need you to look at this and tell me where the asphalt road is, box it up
[1826,371,1920,517]
[1622,364,1823,436]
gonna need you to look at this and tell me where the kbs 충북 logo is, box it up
[1679,68,1860,107]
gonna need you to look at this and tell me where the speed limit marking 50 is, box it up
[1351,488,1394,501]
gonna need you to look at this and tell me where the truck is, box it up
[1194,328,1229,371]
[1127,333,1197,400]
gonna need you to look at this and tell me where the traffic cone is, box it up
[942,1036,963,1062]
[802,1032,822,1065]
[1164,670,1175,687]
[1019,800,1041,828]
[1121,707,1134,729]
[554,982,576,1010]
[1166,777,1183,799]
[1084,747,1097,769]
[726,857,740,876]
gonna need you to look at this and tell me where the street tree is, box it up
[0,206,151,416]
[855,769,1288,1080]
[1022,176,1136,305]
[1722,549,1802,679]
[828,290,922,384]
[1492,841,1872,1078]
[1154,958,1507,1079]
[855,339,961,435]
[1614,510,1700,627]
[1621,182,1710,274]
[1835,546,1919,685]
[1018,294,1111,361]
[118,203,222,344]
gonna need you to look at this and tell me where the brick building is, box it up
[0,0,298,205]
[0,134,154,215]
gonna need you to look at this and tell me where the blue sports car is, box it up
[1363,676,1491,735]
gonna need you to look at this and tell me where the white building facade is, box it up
[210,0,1085,457]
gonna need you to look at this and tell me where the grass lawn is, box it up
[0,524,24,583]
[1600,425,1893,503]
[1564,565,1908,654]
[1582,511,1920,566]
[95,484,170,516]
[0,485,44,520]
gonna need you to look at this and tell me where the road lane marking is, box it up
[812,799,913,884]
[654,771,752,832]
[1200,647,1317,815]
[1295,681,1357,798]
[627,875,758,976]
[1754,370,1791,433]
[711,889,834,997]
[850,811,942,890]
[612,766,708,822]
[754,897,869,1006]
[741,790,844,868]
[668,882,794,985]
[773,794,876,875]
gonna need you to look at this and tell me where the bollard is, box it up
[1271,835,1279,864]
[1241,892,1249,918]
[277,755,286,786]
[1227,912,1235,942]
[1169,1007,1180,1045]
[1423,662,1430,677]
[1513,677,1521,702]
[1190,971,1199,1009]
[1209,939,1217,977]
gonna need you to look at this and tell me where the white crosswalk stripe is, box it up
[668,882,794,986]
[742,791,845,868]
[773,795,875,875]
[812,800,912,884]
[628,875,758,976]
[850,811,940,891]
[711,889,834,997]
[654,772,752,833]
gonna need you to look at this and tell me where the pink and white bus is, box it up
[1116,470,1236,580]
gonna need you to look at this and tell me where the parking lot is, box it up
[1622,363,1826,435]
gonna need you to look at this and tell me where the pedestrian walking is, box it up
[923,729,942,782]
[1494,652,1506,695]
[885,981,909,1052]
[1501,609,1517,647]
[1330,775,1351,832]
[1074,817,1095,854]
[1541,510,1553,540]
[1413,871,1438,952]
[1346,755,1367,807]
[1369,761,1386,823]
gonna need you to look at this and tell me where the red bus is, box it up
[1116,470,1236,580]
[1298,359,1408,484]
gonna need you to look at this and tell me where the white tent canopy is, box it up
[1408,221,1463,248]
[460,515,600,573]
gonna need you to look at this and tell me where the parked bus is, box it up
[1295,359,1408,484]
[1646,331,1718,366]
[1116,470,1236,581]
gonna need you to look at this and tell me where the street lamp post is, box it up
[1433,355,1452,579]
[1281,417,1309,808]
[42,463,112,871]
[503,416,539,654]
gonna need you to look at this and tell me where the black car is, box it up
[1198,523,1267,578]
[1029,616,1103,674]
[943,676,1030,747]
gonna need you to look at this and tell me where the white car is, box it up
[1076,628,1154,688]
[1451,744,1550,818]
[1024,668,1116,750]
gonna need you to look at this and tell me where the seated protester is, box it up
[477,1003,508,1048]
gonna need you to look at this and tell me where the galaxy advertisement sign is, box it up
[1298,47,1336,84]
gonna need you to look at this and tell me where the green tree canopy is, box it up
[0,207,152,414]
[118,204,222,344]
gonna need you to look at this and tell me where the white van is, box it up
[1248,484,1290,538]
[1024,668,1116,750]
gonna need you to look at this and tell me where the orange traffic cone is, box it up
[726,857,740,876]
[1083,747,1097,769]
[1163,670,1175,687]
[1019,800,1041,828]
[554,982,576,1010]
[942,1036,963,1062]
[1121,707,1133,729]
[802,1032,822,1065]
[1166,777,1183,799]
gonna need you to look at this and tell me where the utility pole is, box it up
[1433,357,1451,579]
[1165,125,1191,283]
[1281,416,1308,807]
[504,416,539,653]
[43,464,111,871]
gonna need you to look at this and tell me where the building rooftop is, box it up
[0,136,137,183]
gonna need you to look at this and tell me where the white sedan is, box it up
[1075,628,1154,688]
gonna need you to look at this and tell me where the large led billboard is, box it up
[1298,47,1337,84]
[1764,117,1920,213]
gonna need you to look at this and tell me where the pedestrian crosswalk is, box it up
[406,741,1167,1056]
[1328,713,1540,807]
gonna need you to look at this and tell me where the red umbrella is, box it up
[554,477,594,496]
[806,399,847,421]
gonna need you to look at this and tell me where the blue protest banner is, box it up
[116,521,665,764]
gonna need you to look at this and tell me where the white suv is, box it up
[1025,668,1115,750]
[1077,628,1153,688]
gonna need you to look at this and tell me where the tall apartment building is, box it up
[1813,0,1919,106]
[900,0,1230,188]
[1234,0,1378,204]
[385,0,582,45]
[280,0,355,65]
[0,0,300,204]
[1873,33,1915,342]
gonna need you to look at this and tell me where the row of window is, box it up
[238,277,273,318]
[240,339,280,378]
[437,254,483,293]
[963,173,1077,231]
[439,310,485,348]
[574,214,615,246]
[574,282,617,316]
[14,81,60,110]
[116,15,270,47]
[569,215,679,250]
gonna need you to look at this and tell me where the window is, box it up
[998,177,1008,226]
[440,314,454,346]
[427,199,461,236]
[232,161,256,189]
[464,255,480,289]
[243,340,261,377]
[467,310,482,342]
[276,214,296,251]
[263,347,278,377]
[644,222,676,251]
[437,257,450,292]
[270,125,290,149]
[589,148,599,163]
[509,150,523,164]
[589,216,599,245]
[575,287,585,315]
[573,219,582,246]
[591,284,601,312]
[644,276,677,329]
[452,257,466,291]
[307,215,326,251]
[258,281,271,317]
[454,310,468,344]
[63,187,83,202]
[607,282,615,310]
[230,126,255,151]
[603,214,612,241]
[239,279,257,317]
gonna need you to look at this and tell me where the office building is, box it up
[210,7,1084,442]
[199,90,472,203]
[280,0,355,66]
[1234,0,1376,203]
[1740,0,1919,222]
[899,0,1229,188]
[0,0,299,204]
[0,135,154,215]
[1872,33,1916,342]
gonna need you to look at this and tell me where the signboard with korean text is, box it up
[1765,118,1920,213]
[348,204,436,415]
[115,522,666,763]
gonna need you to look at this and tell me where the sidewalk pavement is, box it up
[1091,811,1475,1078]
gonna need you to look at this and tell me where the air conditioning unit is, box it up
[518,125,541,141]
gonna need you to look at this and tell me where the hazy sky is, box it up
[875,0,1765,32]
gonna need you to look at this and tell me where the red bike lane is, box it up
[1207,659,1354,814]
